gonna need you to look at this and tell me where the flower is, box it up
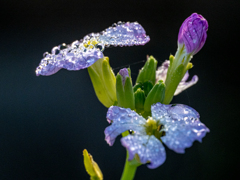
[156,60,198,95]
[178,13,208,55]
[36,21,150,76]
[104,103,209,169]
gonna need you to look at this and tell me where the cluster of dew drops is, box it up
[42,21,129,60]
[38,21,149,71]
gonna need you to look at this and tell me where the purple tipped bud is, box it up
[178,13,208,55]
[119,68,129,86]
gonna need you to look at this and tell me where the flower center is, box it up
[145,117,165,140]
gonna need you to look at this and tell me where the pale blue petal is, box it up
[36,48,103,76]
[151,103,209,153]
[155,60,198,96]
[36,21,150,76]
[121,135,166,169]
[151,102,171,122]
[174,74,198,95]
[105,106,146,146]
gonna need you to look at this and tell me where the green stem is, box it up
[120,151,140,180]
[120,131,141,180]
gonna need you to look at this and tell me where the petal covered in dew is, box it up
[151,103,210,153]
[104,106,146,146]
[121,135,166,169]
[36,21,150,76]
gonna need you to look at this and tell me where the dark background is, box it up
[1,0,239,179]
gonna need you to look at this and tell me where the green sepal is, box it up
[169,54,174,66]
[163,64,185,104]
[127,68,132,83]
[136,56,158,84]
[88,66,115,107]
[124,77,135,110]
[134,88,145,113]
[186,62,193,70]
[88,57,117,108]
[142,81,153,96]
[116,74,125,108]
[133,81,153,96]
[133,83,143,92]
[166,54,175,80]
[144,80,165,112]
[102,57,116,100]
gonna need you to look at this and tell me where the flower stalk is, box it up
[121,151,141,180]
[163,13,208,104]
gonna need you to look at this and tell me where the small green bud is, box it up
[142,81,153,96]
[133,81,153,96]
[134,88,145,113]
[144,80,165,112]
[133,82,143,92]
[116,68,135,110]
[136,56,158,84]
[83,149,103,180]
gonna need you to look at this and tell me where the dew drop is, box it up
[59,43,67,50]
[95,43,105,51]
[43,52,49,57]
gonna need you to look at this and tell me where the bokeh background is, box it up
[1,0,239,179]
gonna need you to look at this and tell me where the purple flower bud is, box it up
[119,68,129,86]
[178,13,208,55]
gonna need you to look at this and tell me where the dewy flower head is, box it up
[104,103,209,169]
[156,60,198,95]
[178,13,208,55]
[36,21,150,76]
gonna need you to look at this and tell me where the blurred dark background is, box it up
[0,0,239,179]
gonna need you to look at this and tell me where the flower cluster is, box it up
[36,12,209,179]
